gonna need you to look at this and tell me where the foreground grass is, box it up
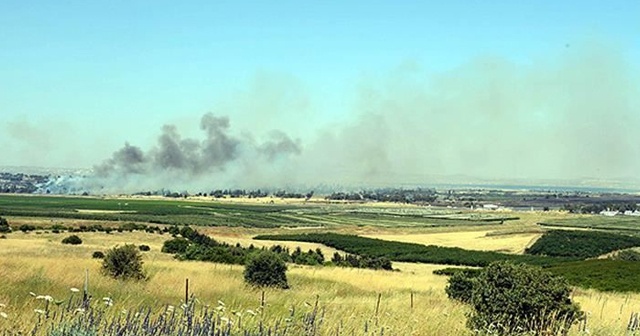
[1,231,640,335]
[0,231,468,335]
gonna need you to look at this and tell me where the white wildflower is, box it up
[0,312,7,319]
[70,288,80,293]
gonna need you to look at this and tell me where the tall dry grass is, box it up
[0,224,639,335]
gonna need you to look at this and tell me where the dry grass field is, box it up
[1,209,639,335]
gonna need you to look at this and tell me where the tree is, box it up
[445,269,478,303]
[161,237,190,254]
[61,235,83,245]
[0,216,10,233]
[244,251,289,289]
[450,261,582,335]
[101,244,146,280]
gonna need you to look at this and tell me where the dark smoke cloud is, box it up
[92,113,300,191]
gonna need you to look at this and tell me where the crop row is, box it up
[253,233,573,267]
[525,230,640,258]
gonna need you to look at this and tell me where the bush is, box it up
[445,270,477,303]
[0,216,11,233]
[161,237,190,254]
[244,251,289,289]
[461,262,582,335]
[19,224,36,233]
[138,245,151,252]
[62,235,83,245]
[101,244,146,280]
[92,251,105,259]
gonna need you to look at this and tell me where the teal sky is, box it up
[1,1,640,187]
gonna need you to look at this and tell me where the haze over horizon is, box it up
[2,1,639,191]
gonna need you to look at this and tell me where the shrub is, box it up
[244,251,289,289]
[19,224,36,233]
[161,237,190,254]
[0,216,11,233]
[138,245,151,252]
[464,262,582,335]
[101,244,146,280]
[445,270,477,303]
[62,235,83,245]
[92,251,105,259]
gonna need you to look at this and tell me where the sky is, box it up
[1,1,640,190]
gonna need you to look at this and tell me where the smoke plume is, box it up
[71,41,640,192]
[90,113,301,192]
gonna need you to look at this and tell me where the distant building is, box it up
[483,204,499,210]
[600,210,619,217]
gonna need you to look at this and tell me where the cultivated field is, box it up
[1,195,640,335]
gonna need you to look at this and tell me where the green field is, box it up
[539,215,640,233]
[0,195,515,228]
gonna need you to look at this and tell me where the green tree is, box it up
[61,235,83,245]
[101,244,146,281]
[457,261,582,335]
[0,216,10,233]
[445,270,476,303]
[244,251,289,289]
[161,237,190,254]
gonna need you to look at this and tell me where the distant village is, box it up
[599,209,640,217]
[0,172,48,193]
[2,170,640,214]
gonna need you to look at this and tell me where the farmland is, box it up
[0,194,517,229]
[2,194,640,335]
[539,215,640,234]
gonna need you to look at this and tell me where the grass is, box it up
[1,230,640,335]
[3,198,640,335]
[0,231,468,335]
[364,229,542,254]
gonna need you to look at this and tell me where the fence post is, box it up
[410,291,414,310]
[185,278,189,304]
